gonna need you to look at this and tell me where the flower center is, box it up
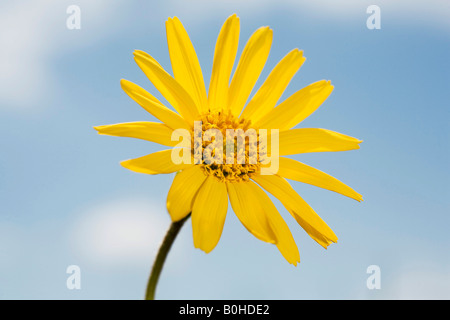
[193,111,263,183]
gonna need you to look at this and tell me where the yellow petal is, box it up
[278,157,363,201]
[279,128,362,156]
[228,26,273,117]
[166,165,207,222]
[131,50,162,67]
[94,121,177,147]
[255,80,334,130]
[241,49,305,123]
[226,182,276,244]
[191,176,228,253]
[248,181,300,265]
[120,149,192,175]
[120,79,190,131]
[133,50,199,125]
[208,14,240,113]
[252,174,338,248]
[166,17,208,114]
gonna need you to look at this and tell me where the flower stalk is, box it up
[145,214,190,300]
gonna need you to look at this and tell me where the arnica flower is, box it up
[95,14,362,266]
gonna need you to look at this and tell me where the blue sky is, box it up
[0,0,449,299]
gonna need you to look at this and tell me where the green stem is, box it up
[145,214,190,300]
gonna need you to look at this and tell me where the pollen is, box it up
[192,111,264,183]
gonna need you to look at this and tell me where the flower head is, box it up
[95,14,362,265]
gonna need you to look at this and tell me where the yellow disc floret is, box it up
[193,111,262,183]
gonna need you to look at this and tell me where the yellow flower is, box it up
[94,14,362,265]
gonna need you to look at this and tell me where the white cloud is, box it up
[0,0,129,110]
[165,0,450,30]
[69,197,175,269]
[1,0,447,110]
[391,268,450,299]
